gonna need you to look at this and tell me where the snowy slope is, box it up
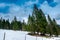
[0,29,60,40]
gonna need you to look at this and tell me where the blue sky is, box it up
[0,0,60,24]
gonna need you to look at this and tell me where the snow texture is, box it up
[0,29,60,40]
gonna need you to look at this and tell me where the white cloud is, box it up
[24,0,38,6]
[0,3,32,23]
[54,0,60,3]
[0,0,39,23]
[21,17,28,23]
[56,20,60,24]
[0,3,7,7]
[0,0,60,24]
[40,1,60,24]
[8,4,32,22]
[0,3,11,8]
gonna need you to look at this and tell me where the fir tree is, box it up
[22,20,26,31]
[47,15,53,36]
[5,19,10,29]
[52,18,58,36]
[2,19,6,29]
[0,17,3,29]
[12,16,19,30]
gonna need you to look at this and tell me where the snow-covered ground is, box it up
[0,29,60,40]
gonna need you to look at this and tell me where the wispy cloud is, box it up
[0,0,60,24]
[0,3,32,23]
[40,0,60,24]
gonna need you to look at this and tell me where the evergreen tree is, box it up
[17,21,22,30]
[47,15,53,36]
[47,15,59,36]
[0,19,1,29]
[28,14,36,34]
[52,19,58,36]
[12,16,19,30]
[10,21,14,29]
[32,4,40,34]
[32,4,48,35]
[28,4,48,35]
[28,15,32,31]
[38,9,48,35]
[2,19,6,29]
[22,20,26,31]
[0,17,3,29]
[5,19,10,29]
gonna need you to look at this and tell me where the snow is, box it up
[0,29,60,40]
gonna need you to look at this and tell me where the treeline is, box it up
[0,16,28,31]
[0,4,60,36]
[0,16,22,30]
